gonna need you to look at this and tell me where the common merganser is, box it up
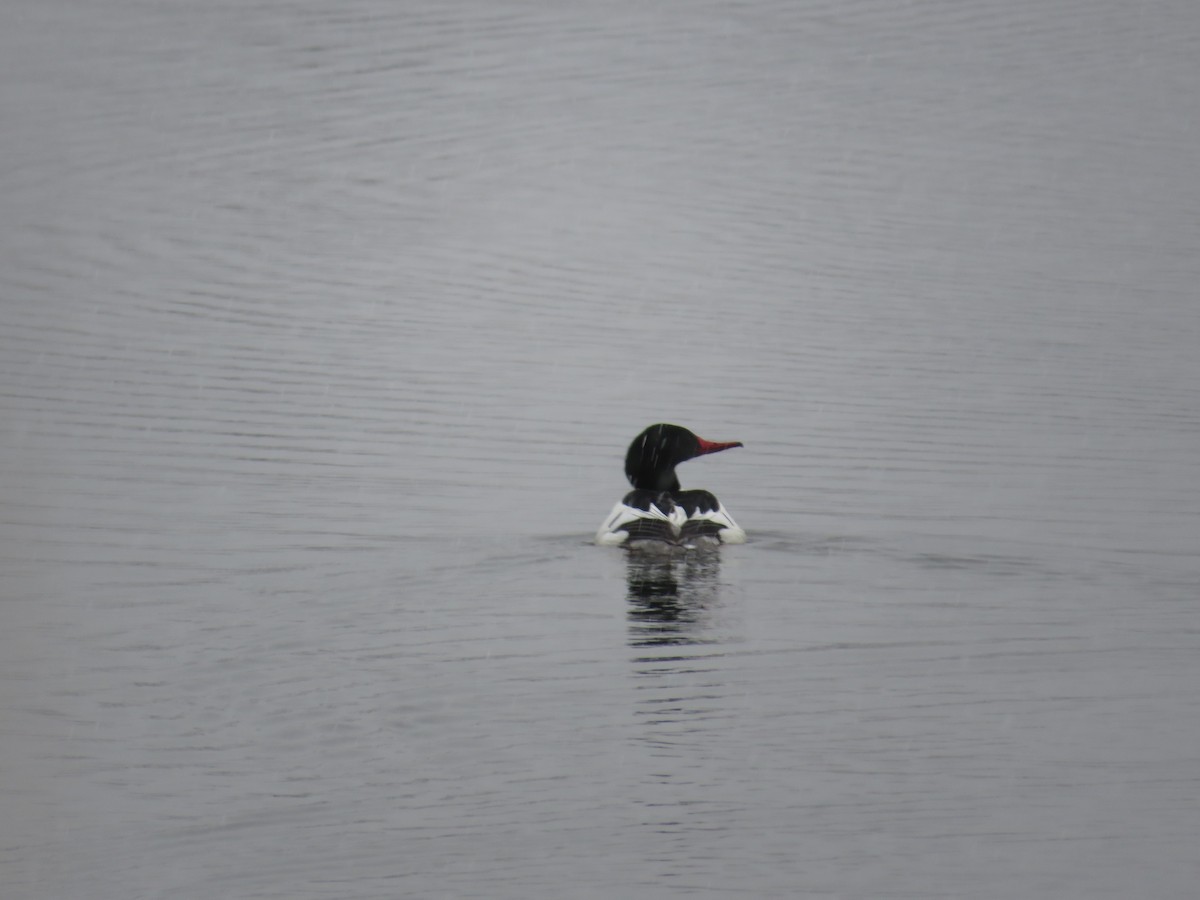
[596,423,746,546]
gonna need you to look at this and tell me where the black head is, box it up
[624,423,743,491]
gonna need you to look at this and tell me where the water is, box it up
[3,1,1199,897]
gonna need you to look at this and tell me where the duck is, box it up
[595,423,745,546]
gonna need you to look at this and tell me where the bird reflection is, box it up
[625,549,723,647]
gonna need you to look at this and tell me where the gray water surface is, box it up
[3,1,1199,898]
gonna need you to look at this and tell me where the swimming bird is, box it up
[595,423,745,546]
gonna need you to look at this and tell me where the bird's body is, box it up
[596,424,745,547]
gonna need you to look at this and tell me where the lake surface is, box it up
[3,1,1199,897]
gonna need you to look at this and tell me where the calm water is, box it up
[3,1,1199,897]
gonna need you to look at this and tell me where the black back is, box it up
[618,489,725,544]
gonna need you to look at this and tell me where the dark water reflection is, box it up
[625,550,725,648]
